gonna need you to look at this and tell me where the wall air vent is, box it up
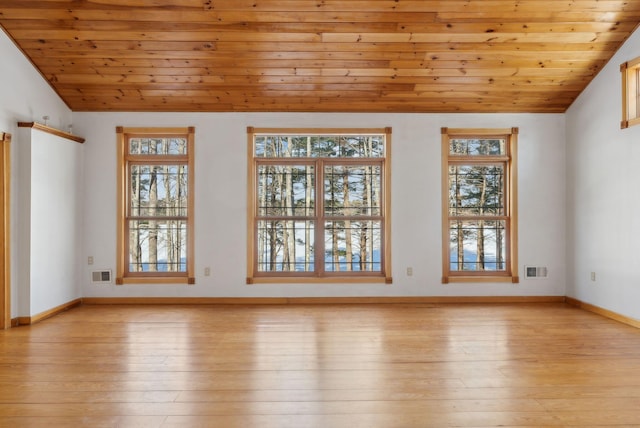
[525,266,548,279]
[91,270,112,283]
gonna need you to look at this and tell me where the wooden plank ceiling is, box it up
[1,0,639,113]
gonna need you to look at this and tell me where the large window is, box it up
[620,56,640,129]
[116,127,195,284]
[247,128,391,283]
[441,127,518,283]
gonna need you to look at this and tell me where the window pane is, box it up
[324,165,382,216]
[257,165,314,216]
[129,220,187,272]
[449,220,506,271]
[310,136,340,157]
[130,165,188,217]
[450,138,505,156]
[129,137,187,155]
[310,135,384,158]
[338,135,384,158]
[257,220,314,272]
[255,136,313,158]
[448,165,504,216]
[255,135,385,158]
[324,220,381,272]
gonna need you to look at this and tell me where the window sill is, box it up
[116,277,195,285]
[247,276,393,284]
[443,275,519,284]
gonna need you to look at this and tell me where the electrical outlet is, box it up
[88,256,94,265]
[406,267,413,276]
[204,267,211,276]
[590,272,596,282]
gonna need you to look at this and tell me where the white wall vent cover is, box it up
[91,270,112,283]
[525,266,548,279]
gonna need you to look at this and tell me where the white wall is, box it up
[566,27,640,320]
[0,29,73,318]
[17,128,83,316]
[75,112,567,299]
[29,130,83,315]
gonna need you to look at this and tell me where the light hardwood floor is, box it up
[1,302,640,427]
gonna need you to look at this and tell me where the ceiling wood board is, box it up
[1,0,639,113]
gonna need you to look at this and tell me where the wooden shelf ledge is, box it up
[18,122,85,144]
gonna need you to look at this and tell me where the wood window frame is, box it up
[441,127,519,284]
[116,127,195,285]
[247,127,392,284]
[0,132,10,329]
[621,57,640,129]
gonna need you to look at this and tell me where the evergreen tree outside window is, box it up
[116,127,195,284]
[247,128,392,283]
[441,128,519,283]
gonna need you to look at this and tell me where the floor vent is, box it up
[91,270,112,283]
[525,266,548,279]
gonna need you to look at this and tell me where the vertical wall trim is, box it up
[0,132,11,329]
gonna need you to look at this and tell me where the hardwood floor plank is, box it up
[0,416,167,428]
[161,413,565,428]
[0,399,548,417]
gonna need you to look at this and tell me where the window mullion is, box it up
[126,161,133,218]
[316,159,325,277]
[125,155,189,163]
[450,215,508,221]
[502,159,509,217]
[129,216,188,221]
